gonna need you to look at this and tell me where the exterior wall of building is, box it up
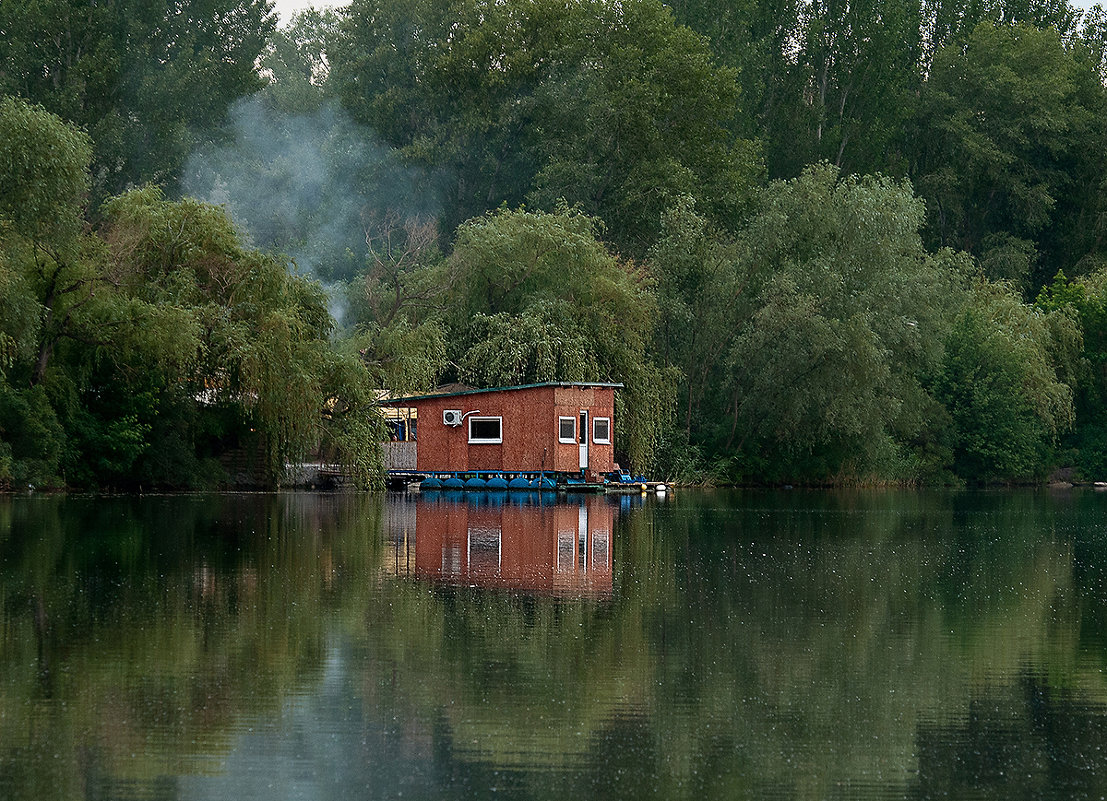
[382,441,417,470]
[398,385,616,475]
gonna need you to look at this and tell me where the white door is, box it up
[578,410,589,470]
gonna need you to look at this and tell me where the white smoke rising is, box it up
[183,97,439,328]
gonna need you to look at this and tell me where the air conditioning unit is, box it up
[443,409,463,427]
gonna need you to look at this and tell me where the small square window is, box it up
[469,416,502,443]
[558,416,576,443]
[593,417,611,443]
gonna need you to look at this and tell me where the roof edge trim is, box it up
[380,381,625,405]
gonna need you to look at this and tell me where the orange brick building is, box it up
[381,382,620,479]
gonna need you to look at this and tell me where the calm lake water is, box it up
[3,489,1107,800]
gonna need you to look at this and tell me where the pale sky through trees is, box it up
[271,0,1101,25]
[272,0,337,24]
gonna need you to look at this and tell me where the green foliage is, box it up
[351,320,447,397]
[616,360,680,476]
[913,21,1107,292]
[458,302,601,387]
[334,0,759,255]
[348,212,450,394]
[1037,267,1107,478]
[764,0,923,178]
[1037,268,1107,402]
[445,206,657,384]
[0,98,123,390]
[444,205,673,470]
[101,186,383,485]
[446,206,652,332]
[649,195,765,444]
[67,411,152,487]
[0,136,384,490]
[259,8,342,114]
[937,281,1078,481]
[672,0,1086,181]
[359,214,446,328]
[0,96,91,247]
[1082,5,1107,82]
[521,0,763,252]
[714,165,967,482]
[0,0,275,201]
[0,440,10,487]
[0,384,66,487]
[6,1,1106,488]
[0,253,39,377]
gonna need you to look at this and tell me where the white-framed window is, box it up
[558,416,576,443]
[593,417,611,444]
[468,416,502,443]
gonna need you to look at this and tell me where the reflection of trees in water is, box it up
[361,491,1107,800]
[0,493,384,801]
[910,674,1107,800]
[3,491,1107,800]
[623,490,1103,800]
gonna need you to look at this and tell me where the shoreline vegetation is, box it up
[2,469,1101,494]
[4,1,1107,492]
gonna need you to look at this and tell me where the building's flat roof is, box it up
[381,381,624,405]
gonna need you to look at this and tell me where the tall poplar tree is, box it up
[912,21,1107,292]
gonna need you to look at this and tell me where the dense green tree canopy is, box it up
[0,96,100,388]
[0,0,275,201]
[719,165,968,481]
[334,0,760,255]
[912,22,1107,291]
[0,97,96,485]
[760,0,923,177]
[671,0,1091,182]
[938,280,1078,480]
[259,7,342,114]
[97,187,382,485]
[0,97,91,247]
[0,98,381,488]
[6,0,1107,486]
[649,195,760,452]
[347,212,450,395]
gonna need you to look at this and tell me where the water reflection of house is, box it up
[383,495,614,599]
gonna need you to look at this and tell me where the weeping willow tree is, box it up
[97,187,384,486]
[0,99,81,484]
[442,204,676,471]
